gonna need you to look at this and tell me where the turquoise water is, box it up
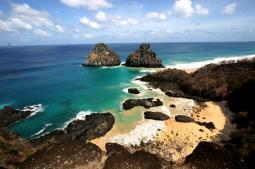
[0,42,255,138]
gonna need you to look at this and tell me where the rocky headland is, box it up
[83,43,121,66]
[124,43,164,68]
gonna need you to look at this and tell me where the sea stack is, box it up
[83,43,121,66]
[124,43,164,68]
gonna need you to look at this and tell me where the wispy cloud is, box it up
[61,0,112,10]
[222,3,237,15]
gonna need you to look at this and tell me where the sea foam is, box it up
[63,110,93,128]
[168,54,255,70]
[111,120,166,146]
[21,104,44,117]
[31,123,52,137]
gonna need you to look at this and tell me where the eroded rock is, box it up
[122,98,163,110]
[83,43,121,66]
[144,111,169,121]
[124,43,164,68]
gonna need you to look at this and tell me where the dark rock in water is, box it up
[31,112,115,148]
[185,141,243,169]
[0,106,33,127]
[196,121,216,131]
[144,111,169,121]
[128,88,140,94]
[170,104,176,108]
[104,143,164,169]
[0,127,34,169]
[19,141,102,169]
[66,112,115,140]
[175,115,195,123]
[124,43,164,68]
[83,43,121,66]
[122,98,163,110]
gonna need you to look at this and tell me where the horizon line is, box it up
[1,40,255,47]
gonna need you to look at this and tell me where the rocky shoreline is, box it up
[1,59,254,169]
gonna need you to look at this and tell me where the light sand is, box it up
[151,101,235,161]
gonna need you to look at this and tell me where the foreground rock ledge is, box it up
[83,43,121,66]
[124,43,164,68]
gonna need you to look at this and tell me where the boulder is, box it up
[170,104,176,108]
[124,43,164,68]
[185,142,243,169]
[175,115,195,123]
[122,98,163,110]
[104,143,164,169]
[128,88,140,94]
[196,121,216,131]
[0,106,33,127]
[144,111,169,121]
[83,43,121,66]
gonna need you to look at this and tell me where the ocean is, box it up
[0,42,255,138]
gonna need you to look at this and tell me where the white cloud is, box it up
[146,12,166,21]
[9,18,33,30]
[222,3,236,15]
[11,3,53,27]
[34,29,51,37]
[194,4,209,15]
[112,17,139,26]
[61,0,112,10]
[95,11,107,21]
[84,33,94,39]
[55,24,64,33]
[0,19,13,32]
[80,17,101,29]
[171,0,209,18]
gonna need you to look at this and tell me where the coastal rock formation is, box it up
[124,43,164,68]
[32,112,115,147]
[21,112,115,169]
[140,59,255,101]
[122,98,163,110]
[128,88,140,94]
[175,115,195,123]
[0,106,33,127]
[83,43,121,66]
[0,127,34,169]
[185,142,243,169]
[20,141,102,169]
[104,143,165,169]
[144,111,169,121]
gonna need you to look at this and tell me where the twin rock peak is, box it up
[83,43,164,68]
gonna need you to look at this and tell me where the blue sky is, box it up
[0,0,255,45]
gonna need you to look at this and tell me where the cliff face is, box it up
[124,43,164,68]
[84,43,121,66]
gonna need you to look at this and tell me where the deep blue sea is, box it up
[0,42,255,138]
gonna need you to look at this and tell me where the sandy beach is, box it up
[91,67,236,162]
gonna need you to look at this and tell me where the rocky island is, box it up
[83,43,121,66]
[124,43,164,68]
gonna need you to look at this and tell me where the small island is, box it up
[83,43,121,66]
[124,43,164,68]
